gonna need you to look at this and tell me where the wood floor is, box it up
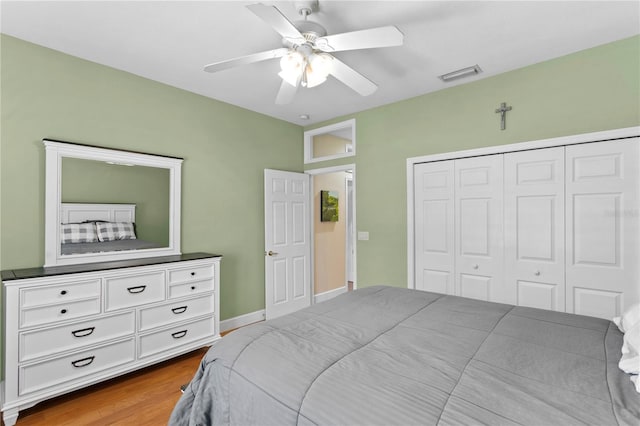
[3,347,209,426]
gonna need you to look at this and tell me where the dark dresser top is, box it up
[1,252,222,281]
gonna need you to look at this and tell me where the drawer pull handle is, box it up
[71,327,95,338]
[71,356,95,368]
[127,285,147,294]
[190,286,196,291]
[60,290,68,295]
[172,330,188,339]
[172,306,188,314]
[190,272,196,276]
[60,309,68,314]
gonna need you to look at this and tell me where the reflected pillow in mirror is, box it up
[96,222,137,242]
[61,223,98,244]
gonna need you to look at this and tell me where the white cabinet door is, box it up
[455,155,506,303]
[264,169,312,320]
[565,138,639,319]
[504,147,565,311]
[414,160,455,294]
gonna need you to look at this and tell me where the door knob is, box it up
[265,250,279,256]
[534,270,541,276]
[472,264,479,270]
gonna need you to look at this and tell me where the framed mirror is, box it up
[44,139,182,267]
[304,119,355,164]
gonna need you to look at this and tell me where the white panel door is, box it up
[455,155,506,303]
[504,147,565,311]
[264,169,311,319]
[414,160,455,294]
[566,138,639,319]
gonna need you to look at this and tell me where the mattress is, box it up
[170,286,640,426]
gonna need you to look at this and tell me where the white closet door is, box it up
[414,160,455,294]
[455,155,506,303]
[504,147,565,311]
[566,138,639,319]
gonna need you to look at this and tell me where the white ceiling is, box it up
[1,1,639,125]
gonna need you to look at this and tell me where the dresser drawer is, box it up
[105,271,165,311]
[139,295,214,332]
[19,338,135,396]
[138,317,215,358]
[20,311,135,362]
[20,298,101,329]
[168,264,214,284]
[168,279,214,299]
[21,279,100,309]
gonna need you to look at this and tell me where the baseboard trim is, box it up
[220,309,266,333]
[314,286,348,304]
[219,288,348,333]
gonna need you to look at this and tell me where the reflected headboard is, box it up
[61,203,136,224]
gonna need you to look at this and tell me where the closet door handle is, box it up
[71,356,95,368]
[127,285,146,294]
[171,330,188,339]
[71,327,95,338]
[171,306,188,314]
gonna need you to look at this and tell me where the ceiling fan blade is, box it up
[203,48,289,73]
[275,78,299,105]
[247,3,305,45]
[329,57,377,96]
[315,26,404,52]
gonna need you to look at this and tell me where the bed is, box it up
[170,286,640,426]
[60,203,163,254]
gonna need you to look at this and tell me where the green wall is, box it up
[305,35,640,289]
[0,35,303,323]
[2,33,639,324]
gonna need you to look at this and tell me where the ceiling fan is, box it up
[203,1,404,104]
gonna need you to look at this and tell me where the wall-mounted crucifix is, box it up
[494,102,512,130]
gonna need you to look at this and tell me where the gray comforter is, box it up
[170,286,640,426]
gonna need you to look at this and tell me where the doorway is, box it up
[307,165,356,303]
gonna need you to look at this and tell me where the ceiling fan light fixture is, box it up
[303,71,326,88]
[439,64,482,82]
[206,3,402,103]
[303,53,333,88]
[309,53,333,75]
[278,70,301,87]
[279,51,305,86]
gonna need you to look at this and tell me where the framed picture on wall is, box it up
[320,190,339,222]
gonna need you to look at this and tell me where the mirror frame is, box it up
[44,139,183,267]
[304,119,356,164]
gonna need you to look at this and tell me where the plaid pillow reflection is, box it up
[61,223,98,244]
[96,222,137,242]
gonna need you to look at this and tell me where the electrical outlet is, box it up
[357,231,369,241]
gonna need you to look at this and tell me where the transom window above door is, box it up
[304,119,355,164]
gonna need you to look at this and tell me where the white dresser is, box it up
[1,252,221,426]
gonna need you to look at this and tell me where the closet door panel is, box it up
[566,138,639,319]
[504,147,565,311]
[455,155,505,303]
[459,274,491,300]
[414,161,455,294]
